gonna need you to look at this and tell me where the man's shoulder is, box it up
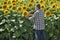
[39,10,44,12]
[37,10,44,12]
[34,10,44,14]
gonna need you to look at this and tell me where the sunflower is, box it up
[29,10,35,14]
[22,5,27,10]
[11,5,16,10]
[45,6,50,10]
[16,0,20,3]
[2,5,7,10]
[39,0,44,4]
[11,0,16,4]
[20,1,24,5]
[4,0,9,1]
[12,3,16,6]
[17,6,22,12]
[8,5,12,9]
[46,0,49,4]
[58,8,60,13]
[50,1,54,4]
[30,0,35,3]
[0,2,1,5]
[45,10,51,17]
[54,1,59,5]
[16,0,20,2]
[22,10,29,17]
[0,2,3,7]
[53,2,58,7]
[51,13,55,17]
[40,4,45,10]
[4,10,9,15]
[3,1,8,5]
[52,4,57,10]
[8,0,12,3]
[28,3,33,8]
[52,2,58,9]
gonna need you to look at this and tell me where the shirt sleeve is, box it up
[29,12,37,20]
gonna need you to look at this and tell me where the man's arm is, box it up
[28,12,37,20]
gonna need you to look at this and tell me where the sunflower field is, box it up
[0,0,60,40]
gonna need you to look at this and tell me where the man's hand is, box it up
[28,13,32,17]
[25,12,32,17]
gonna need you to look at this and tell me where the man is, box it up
[26,4,47,40]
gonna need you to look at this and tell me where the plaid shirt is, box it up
[29,10,45,30]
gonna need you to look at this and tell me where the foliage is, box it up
[0,0,60,40]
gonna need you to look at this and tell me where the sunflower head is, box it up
[12,3,16,6]
[39,0,44,4]
[0,2,2,5]
[52,5,56,8]
[17,6,22,12]
[58,8,60,13]
[51,13,55,17]
[30,0,35,3]
[46,6,50,10]
[54,1,59,6]
[22,5,27,10]
[54,3,58,7]
[9,5,12,9]
[50,1,54,4]
[4,10,9,15]
[12,5,16,10]
[3,1,8,5]
[20,1,24,5]
[40,4,45,10]
[46,0,49,4]
[28,3,33,8]
[45,10,51,17]
[11,0,16,4]
[52,3,57,10]
[16,0,20,3]
[22,11,29,17]
[2,5,7,10]
[29,10,35,14]
[16,0,19,2]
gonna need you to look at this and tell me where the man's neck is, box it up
[36,9,40,12]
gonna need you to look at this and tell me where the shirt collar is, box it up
[36,10,41,12]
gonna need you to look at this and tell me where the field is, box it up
[0,0,60,40]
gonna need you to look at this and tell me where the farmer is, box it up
[26,4,47,40]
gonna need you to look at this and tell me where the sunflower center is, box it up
[5,11,8,13]
[40,1,43,3]
[46,12,50,16]
[13,3,16,5]
[31,0,34,2]
[53,5,56,8]
[12,1,15,2]
[24,12,27,15]
[23,7,26,9]
[29,4,32,7]
[4,2,7,4]
[9,5,12,8]
[3,5,7,9]
[46,7,49,10]
[18,7,21,10]
[12,6,16,10]
[41,6,44,8]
